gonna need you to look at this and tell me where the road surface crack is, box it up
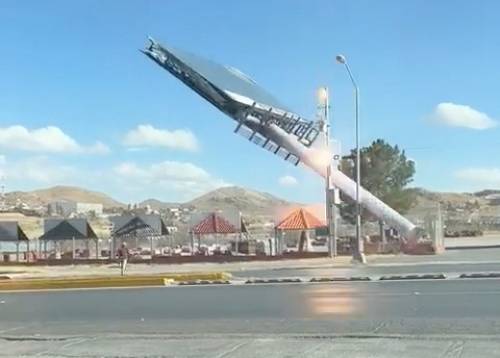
[441,340,465,358]
[214,340,252,358]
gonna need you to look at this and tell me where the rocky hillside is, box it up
[138,198,180,210]
[4,185,297,218]
[185,186,297,217]
[407,188,500,220]
[139,186,298,220]
[5,185,125,209]
[5,184,499,222]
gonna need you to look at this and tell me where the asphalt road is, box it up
[1,279,500,356]
[232,262,500,279]
[370,247,500,263]
[232,248,500,279]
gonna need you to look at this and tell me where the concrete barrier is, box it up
[177,280,231,286]
[379,274,446,281]
[0,272,231,291]
[447,245,500,250]
[309,277,371,282]
[459,272,500,279]
[245,278,302,284]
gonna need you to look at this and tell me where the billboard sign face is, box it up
[142,38,322,168]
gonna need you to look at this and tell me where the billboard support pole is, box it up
[142,39,418,242]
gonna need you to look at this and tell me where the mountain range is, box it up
[4,185,298,217]
[5,186,124,209]
[4,185,500,218]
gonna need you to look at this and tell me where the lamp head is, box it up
[336,54,346,64]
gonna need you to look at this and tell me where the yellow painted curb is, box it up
[0,272,231,291]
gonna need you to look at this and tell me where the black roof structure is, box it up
[111,214,170,239]
[240,219,248,234]
[40,218,98,241]
[0,221,29,242]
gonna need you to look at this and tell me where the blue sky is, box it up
[0,0,499,204]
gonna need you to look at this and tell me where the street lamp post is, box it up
[336,54,366,264]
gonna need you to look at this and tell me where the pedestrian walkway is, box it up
[445,234,500,249]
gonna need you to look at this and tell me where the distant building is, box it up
[48,201,103,217]
[166,207,180,219]
[485,194,500,206]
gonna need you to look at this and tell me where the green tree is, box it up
[339,139,416,222]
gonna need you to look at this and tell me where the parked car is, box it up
[180,246,192,256]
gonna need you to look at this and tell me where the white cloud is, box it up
[278,175,298,187]
[86,141,111,155]
[0,156,77,184]
[126,147,148,152]
[123,124,198,151]
[0,155,226,202]
[113,160,228,199]
[428,102,497,130]
[0,125,109,154]
[455,168,500,186]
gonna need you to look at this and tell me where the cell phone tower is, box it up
[317,87,340,257]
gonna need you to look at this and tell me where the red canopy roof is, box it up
[276,208,324,231]
[190,212,239,235]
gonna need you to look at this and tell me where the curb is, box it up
[379,274,446,281]
[0,272,231,291]
[245,278,302,284]
[177,280,231,286]
[446,245,500,250]
[459,272,500,279]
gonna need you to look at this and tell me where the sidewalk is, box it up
[2,247,499,280]
[3,334,498,358]
[445,234,500,249]
[0,256,356,279]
